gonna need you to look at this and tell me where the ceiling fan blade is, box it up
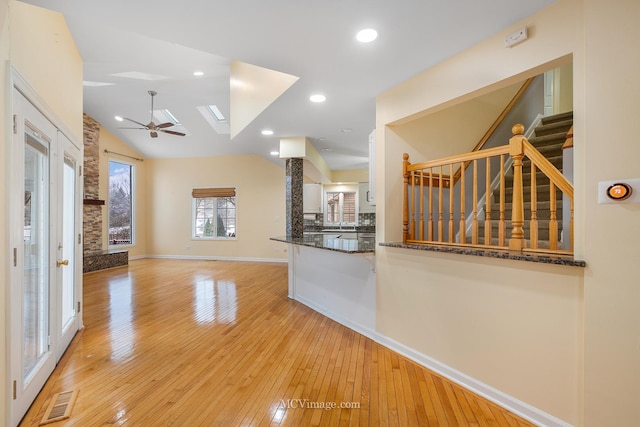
[118,127,147,130]
[150,131,158,138]
[161,129,186,136]
[123,117,148,128]
[156,122,174,129]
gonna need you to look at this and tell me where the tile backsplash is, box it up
[303,212,376,229]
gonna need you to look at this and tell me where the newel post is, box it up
[509,124,526,250]
[403,153,410,244]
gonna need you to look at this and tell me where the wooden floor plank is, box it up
[18,259,537,427]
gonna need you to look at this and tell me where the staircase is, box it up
[480,111,573,247]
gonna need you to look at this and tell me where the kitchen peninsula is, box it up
[270,232,376,338]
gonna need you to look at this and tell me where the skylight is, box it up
[207,105,227,122]
[153,109,181,125]
[197,105,230,135]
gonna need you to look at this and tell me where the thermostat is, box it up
[598,178,640,204]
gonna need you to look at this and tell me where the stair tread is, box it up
[540,111,573,125]
[533,119,573,136]
[528,133,570,147]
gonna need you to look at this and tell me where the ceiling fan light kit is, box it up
[120,90,186,138]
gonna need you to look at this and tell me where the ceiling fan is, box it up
[120,91,186,138]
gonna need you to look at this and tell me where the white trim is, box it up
[127,254,147,260]
[373,333,572,427]
[8,64,82,150]
[292,296,573,427]
[145,254,288,263]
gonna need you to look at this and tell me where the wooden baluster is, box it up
[498,154,506,246]
[485,157,492,245]
[459,162,466,244]
[419,170,424,240]
[428,169,434,241]
[410,171,416,240]
[530,163,538,249]
[508,124,526,251]
[570,198,574,253]
[549,181,558,250]
[472,160,478,245]
[448,163,454,243]
[438,166,444,242]
[403,153,409,244]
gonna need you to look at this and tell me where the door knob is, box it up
[57,259,69,267]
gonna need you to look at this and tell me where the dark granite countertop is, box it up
[379,242,586,267]
[270,234,376,254]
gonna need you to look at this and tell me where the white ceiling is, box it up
[21,0,556,171]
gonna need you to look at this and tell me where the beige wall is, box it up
[392,81,522,161]
[1,1,82,423]
[99,126,147,258]
[145,155,287,260]
[331,169,368,183]
[377,0,640,425]
[376,0,583,424]
[581,0,640,425]
[7,1,83,141]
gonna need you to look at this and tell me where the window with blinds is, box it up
[192,187,237,239]
[325,191,356,225]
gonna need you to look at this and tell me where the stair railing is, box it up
[403,124,574,254]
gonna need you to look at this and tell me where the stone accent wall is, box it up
[83,114,103,254]
[285,158,304,238]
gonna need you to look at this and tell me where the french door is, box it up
[9,87,82,425]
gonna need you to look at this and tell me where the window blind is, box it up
[192,187,236,198]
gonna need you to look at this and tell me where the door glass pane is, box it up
[61,157,76,330]
[23,130,49,382]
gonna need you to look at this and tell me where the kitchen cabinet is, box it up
[358,182,375,213]
[303,183,322,213]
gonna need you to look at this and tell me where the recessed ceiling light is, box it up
[341,128,352,133]
[320,147,333,152]
[310,94,326,103]
[193,71,204,76]
[270,151,279,156]
[114,116,124,122]
[261,129,274,136]
[356,28,378,43]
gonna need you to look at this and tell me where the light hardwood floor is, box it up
[20,259,535,426]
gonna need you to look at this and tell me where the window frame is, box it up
[108,159,135,248]
[191,187,237,241]
[324,190,358,226]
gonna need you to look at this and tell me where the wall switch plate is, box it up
[505,27,528,48]
[598,178,640,204]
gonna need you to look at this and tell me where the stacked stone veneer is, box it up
[83,114,103,254]
[285,158,304,238]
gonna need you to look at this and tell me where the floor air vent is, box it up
[39,390,78,425]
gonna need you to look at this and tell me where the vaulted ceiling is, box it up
[21,0,556,171]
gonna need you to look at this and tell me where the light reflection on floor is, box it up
[108,273,135,361]
[193,275,237,325]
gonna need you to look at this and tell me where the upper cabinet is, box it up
[303,183,322,213]
[358,182,375,213]
[368,130,376,206]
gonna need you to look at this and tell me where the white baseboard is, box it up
[128,254,147,260]
[291,294,572,427]
[373,334,573,427]
[144,254,288,263]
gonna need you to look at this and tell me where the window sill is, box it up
[191,237,237,241]
[378,242,586,267]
